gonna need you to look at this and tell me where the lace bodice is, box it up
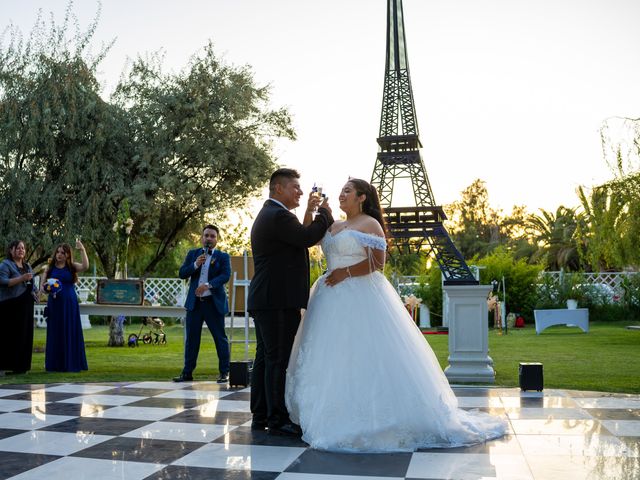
[321,230,386,270]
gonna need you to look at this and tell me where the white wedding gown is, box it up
[285,230,507,453]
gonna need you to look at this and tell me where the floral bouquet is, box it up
[44,278,62,298]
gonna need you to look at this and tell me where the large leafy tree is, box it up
[576,185,627,271]
[444,179,532,260]
[0,5,126,268]
[589,116,640,270]
[112,44,294,276]
[0,6,294,276]
[445,179,501,259]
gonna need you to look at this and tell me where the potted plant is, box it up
[557,272,584,309]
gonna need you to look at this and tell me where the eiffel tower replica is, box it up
[370,0,477,284]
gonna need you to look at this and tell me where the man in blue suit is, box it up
[174,224,231,383]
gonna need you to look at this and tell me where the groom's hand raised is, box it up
[306,193,322,214]
[304,194,331,216]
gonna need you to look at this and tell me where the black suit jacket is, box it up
[248,200,333,311]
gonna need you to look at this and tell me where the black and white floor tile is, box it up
[0,381,637,479]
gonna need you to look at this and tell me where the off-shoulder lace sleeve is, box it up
[350,230,387,251]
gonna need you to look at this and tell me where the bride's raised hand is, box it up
[319,196,332,216]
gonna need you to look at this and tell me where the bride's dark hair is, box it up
[348,178,387,235]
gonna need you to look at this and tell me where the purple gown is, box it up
[45,266,88,372]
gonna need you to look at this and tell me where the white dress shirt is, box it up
[195,249,214,298]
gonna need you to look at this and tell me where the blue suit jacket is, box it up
[179,248,231,314]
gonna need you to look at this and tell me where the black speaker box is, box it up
[229,361,253,387]
[519,362,543,391]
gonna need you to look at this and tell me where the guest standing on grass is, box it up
[0,240,38,374]
[173,224,231,384]
[44,241,89,372]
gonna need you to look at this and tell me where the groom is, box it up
[248,168,333,436]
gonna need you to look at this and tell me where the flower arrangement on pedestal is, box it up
[112,200,134,279]
[403,294,422,323]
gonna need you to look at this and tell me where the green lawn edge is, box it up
[2,321,638,394]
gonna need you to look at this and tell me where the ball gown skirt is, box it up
[285,230,506,452]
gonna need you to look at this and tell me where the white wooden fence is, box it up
[394,271,639,296]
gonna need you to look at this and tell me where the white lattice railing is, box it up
[543,271,640,295]
[73,276,188,306]
[35,276,188,328]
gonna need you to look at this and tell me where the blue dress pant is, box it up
[183,297,230,375]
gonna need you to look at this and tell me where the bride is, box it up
[285,178,507,453]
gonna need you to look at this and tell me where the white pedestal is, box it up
[443,284,495,383]
[419,304,431,328]
[80,314,92,329]
[442,289,450,327]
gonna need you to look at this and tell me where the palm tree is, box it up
[577,183,634,271]
[525,206,584,270]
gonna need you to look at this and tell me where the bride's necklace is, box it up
[333,214,363,234]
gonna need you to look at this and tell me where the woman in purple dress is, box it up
[44,240,89,372]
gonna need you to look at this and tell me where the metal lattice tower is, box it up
[371,0,477,284]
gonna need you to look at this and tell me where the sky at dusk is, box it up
[5,0,640,219]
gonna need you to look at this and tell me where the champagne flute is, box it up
[312,183,325,212]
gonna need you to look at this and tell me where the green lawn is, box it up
[2,321,639,394]
[2,324,257,385]
[425,321,640,394]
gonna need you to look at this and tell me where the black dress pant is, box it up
[250,309,301,427]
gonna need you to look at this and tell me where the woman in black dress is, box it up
[0,240,38,374]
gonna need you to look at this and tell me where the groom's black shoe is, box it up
[172,373,193,383]
[268,422,302,437]
[251,419,268,431]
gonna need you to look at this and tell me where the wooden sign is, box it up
[96,279,144,305]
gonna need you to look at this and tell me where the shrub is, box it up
[477,247,543,322]
[415,267,443,326]
[621,274,640,308]
[535,271,587,309]
[309,258,325,286]
[588,304,640,323]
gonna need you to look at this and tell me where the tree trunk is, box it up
[108,315,125,347]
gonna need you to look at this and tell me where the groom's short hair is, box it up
[269,168,300,195]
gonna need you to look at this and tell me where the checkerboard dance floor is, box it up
[0,381,638,480]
